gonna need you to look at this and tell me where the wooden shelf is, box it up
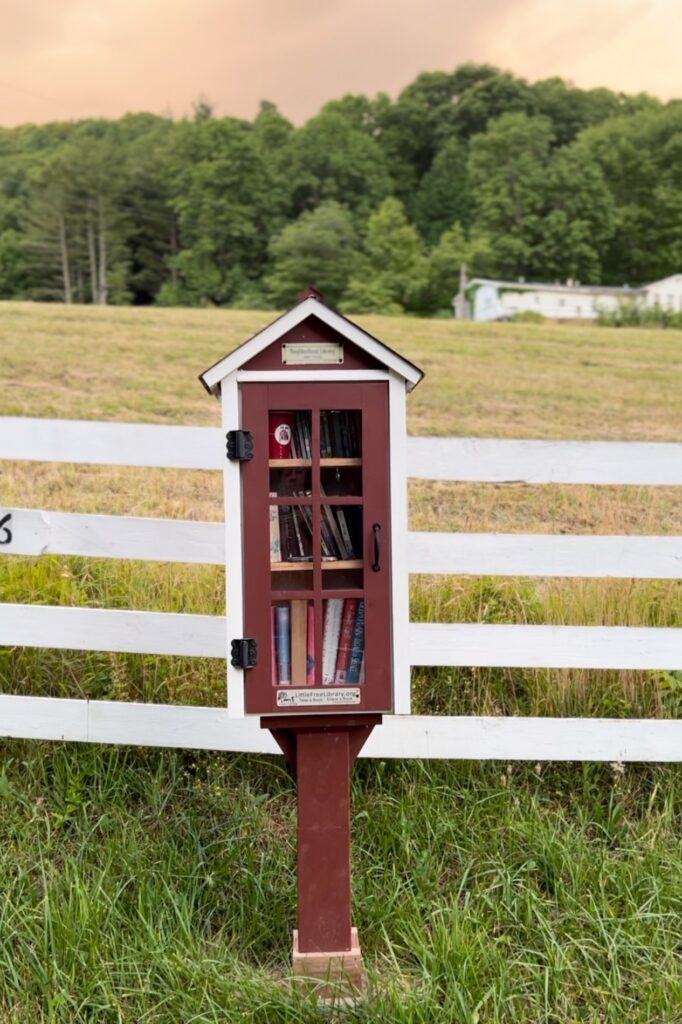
[269,458,361,468]
[271,561,313,572]
[271,560,363,572]
[322,560,363,570]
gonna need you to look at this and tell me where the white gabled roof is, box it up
[199,296,424,396]
[644,274,682,289]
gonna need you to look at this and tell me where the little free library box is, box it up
[200,290,423,995]
[200,289,423,719]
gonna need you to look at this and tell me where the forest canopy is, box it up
[0,66,677,314]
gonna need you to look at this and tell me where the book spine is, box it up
[271,608,277,686]
[334,599,358,684]
[322,598,344,684]
[346,600,365,684]
[340,411,352,457]
[275,605,291,685]
[269,494,281,562]
[331,411,343,457]
[320,411,330,457]
[290,599,308,685]
[335,507,355,558]
[278,505,298,561]
[347,411,360,457]
[322,505,347,559]
[306,603,315,685]
[291,506,306,558]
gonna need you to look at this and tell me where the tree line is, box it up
[1,65,680,315]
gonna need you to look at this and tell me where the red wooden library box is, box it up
[200,291,423,718]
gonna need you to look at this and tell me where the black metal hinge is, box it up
[230,638,257,670]
[226,430,253,461]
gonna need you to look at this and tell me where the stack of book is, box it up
[272,601,315,686]
[270,494,360,562]
[272,599,365,687]
[322,598,365,684]
[279,411,360,459]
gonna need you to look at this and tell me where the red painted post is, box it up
[263,715,380,962]
[296,726,353,952]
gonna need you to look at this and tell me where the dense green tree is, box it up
[468,113,554,278]
[414,138,473,246]
[285,110,393,225]
[452,72,538,139]
[579,105,682,283]
[374,65,498,202]
[426,223,496,311]
[343,198,429,314]
[266,201,357,307]
[161,116,287,305]
[538,142,615,282]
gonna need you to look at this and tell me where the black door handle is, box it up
[372,523,381,572]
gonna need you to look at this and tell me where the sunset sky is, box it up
[1,0,680,127]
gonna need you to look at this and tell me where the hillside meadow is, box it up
[1,301,682,1022]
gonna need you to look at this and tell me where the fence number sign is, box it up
[0,513,12,545]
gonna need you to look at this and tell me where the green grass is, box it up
[1,302,682,1020]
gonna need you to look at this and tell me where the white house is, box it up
[454,275,682,322]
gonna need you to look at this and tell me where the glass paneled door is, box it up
[241,382,393,714]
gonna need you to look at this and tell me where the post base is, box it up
[292,927,367,1003]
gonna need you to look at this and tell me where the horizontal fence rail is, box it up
[1,694,682,762]
[2,415,682,763]
[407,436,682,486]
[2,604,681,671]
[0,509,225,564]
[1,418,223,470]
[3,418,682,485]
[2,509,682,579]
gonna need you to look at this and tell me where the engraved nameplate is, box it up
[282,342,344,365]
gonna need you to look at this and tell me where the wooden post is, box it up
[262,714,380,998]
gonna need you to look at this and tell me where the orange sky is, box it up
[0,0,680,127]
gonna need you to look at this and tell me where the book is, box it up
[271,609,277,686]
[274,605,291,685]
[277,505,298,561]
[306,603,315,685]
[269,493,281,562]
[322,598,344,684]
[334,599,358,684]
[321,411,332,457]
[335,507,355,558]
[322,504,347,558]
[290,600,308,685]
[346,600,365,684]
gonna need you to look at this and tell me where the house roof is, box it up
[199,295,425,396]
[466,277,641,297]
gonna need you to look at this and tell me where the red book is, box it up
[334,599,358,684]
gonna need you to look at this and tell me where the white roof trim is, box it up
[199,298,424,395]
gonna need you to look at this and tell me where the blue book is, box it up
[346,600,365,684]
[275,605,291,685]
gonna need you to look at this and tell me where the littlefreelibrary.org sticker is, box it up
[276,688,361,708]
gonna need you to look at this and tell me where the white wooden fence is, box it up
[2,416,682,761]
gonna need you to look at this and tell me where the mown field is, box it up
[1,301,682,1022]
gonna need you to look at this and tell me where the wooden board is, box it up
[0,508,224,564]
[2,695,682,762]
[407,532,682,579]
[2,605,681,670]
[0,418,222,470]
[407,437,682,486]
